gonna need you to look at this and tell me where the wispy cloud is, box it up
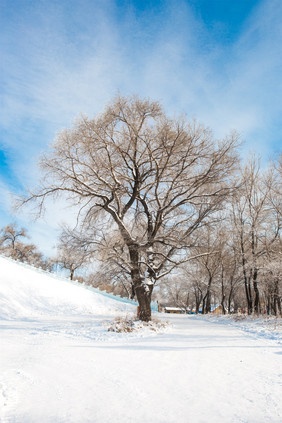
[0,0,281,253]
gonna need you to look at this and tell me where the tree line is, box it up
[158,156,281,316]
[0,223,51,270]
[11,95,281,320]
[0,223,88,280]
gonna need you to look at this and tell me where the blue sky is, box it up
[0,0,281,255]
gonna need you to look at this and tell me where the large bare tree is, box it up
[20,95,239,320]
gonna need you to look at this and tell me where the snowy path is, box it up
[1,314,282,423]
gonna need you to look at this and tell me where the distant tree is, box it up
[221,245,242,314]
[0,223,27,251]
[190,271,204,314]
[189,225,223,314]
[55,227,90,280]
[231,157,281,314]
[19,95,239,321]
[158,275,191,312]
[81,227,136,298]
[0,223,48,269]
[85,268,132,298]
[261,257,282,316]
[10,241,43,267]
[269,154,282,219]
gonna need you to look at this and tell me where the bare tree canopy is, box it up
[0,223,27,250]
[0,223,49,269]
[20,95,239,320]
[55,226,91,280]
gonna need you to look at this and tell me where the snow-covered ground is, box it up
[1,256,282,423]
[201,313,282,345]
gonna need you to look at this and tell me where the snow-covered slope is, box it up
[1,254,282,423]
[0,255,134,320]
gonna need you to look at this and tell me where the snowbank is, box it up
[0,255,135,320]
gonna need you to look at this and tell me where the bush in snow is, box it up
[107,316,169,333]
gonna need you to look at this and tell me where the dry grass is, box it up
[107,315,169,333]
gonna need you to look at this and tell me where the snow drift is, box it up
[0,255,135,320]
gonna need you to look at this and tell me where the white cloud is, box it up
[0,0,281,253]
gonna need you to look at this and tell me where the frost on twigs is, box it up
[107,316,169,333]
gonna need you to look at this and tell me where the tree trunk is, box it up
[204,277,212,314]
[253,268,260,314]
[130,284,135,300]
[194,287,202,314]
[241,235,252,314]
[274,280,281,317]
[206,291,211,313]
[202,294,207,314]
[221,267,226,315]
[185,293,190,314]
[243,274,252,314]
[129,246,152,321]
[135,284,153,321]
[228,277,234,314]
[228,289,232,314]
[266,293,271,315]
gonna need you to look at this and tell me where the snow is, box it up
[0,255,135,320]
[1,256,282,423]
[201,313,282,345]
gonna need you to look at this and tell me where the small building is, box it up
[191,305,224,314]
[211,305,224,315]
[164,307,185,314]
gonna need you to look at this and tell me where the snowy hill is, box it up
[0,255,135,320]
[1,255,282,423]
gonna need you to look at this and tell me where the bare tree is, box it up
[86,268,132,298]
[158,274,191,312]
[222,245,242,314]
[261,256,282,316]
[191,225,223,314]
[0,223,27,251]
[0,223,48,269]
[55,227,90,280]
[10,242,44,267]
[231,157,281,314]
[19,95,239,321]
